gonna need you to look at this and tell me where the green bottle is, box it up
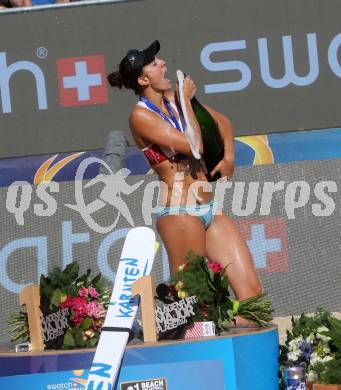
[191,96,224,182]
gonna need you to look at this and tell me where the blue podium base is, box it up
[0,327,279,390]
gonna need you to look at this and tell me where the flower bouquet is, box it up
[279,310,341,389]
[8,262,110,349]
[157,252,273,335]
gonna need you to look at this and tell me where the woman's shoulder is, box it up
[129,103,157,133]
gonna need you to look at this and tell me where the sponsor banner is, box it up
[2,0,341,157]
[235,128,341,166]
[0,151,102,187]
[0,148,149,187]
[0,329,279,389]
[236,217,288,273]
[120,377,167,390]
[0,361,225,389]
[2,127,341,187]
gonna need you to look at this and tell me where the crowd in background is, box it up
[0,0,73,9]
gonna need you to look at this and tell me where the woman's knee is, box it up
[251,280,263,296]
[243,276,263,299]
[234,282,262,301]
[241,266,263,295]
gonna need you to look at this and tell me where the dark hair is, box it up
[108,41,160,95]
[107,58,142,95]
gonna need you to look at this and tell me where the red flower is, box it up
[61,296,88,314]
[207,261,223,273]
[71,313,85,327]
[202,304,209,318]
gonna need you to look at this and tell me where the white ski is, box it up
[85,227,156,390]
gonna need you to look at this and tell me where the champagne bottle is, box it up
[191,96,224,182]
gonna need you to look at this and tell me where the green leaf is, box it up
[91,273,102,286]
[76,272,89,286]
[50,289,63,308]
[40,276,52,298]
[63,331,75,347]
[73,327,86,348]
[88,336,99,347]
[321,358,341,384]
[64,285,77,297]
[80,317,92,330]
[93,277,106,293]
[63,262,79,279]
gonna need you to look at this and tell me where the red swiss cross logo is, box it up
[57,55,108,107]
[236,217,288,273]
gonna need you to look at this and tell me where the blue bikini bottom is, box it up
[156,199,218,230]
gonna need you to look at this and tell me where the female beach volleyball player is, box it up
[107,41,262,314]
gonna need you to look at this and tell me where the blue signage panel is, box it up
[1,127,341,187]
[0,328,279,390]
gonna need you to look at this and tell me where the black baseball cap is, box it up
[121,40,160,76]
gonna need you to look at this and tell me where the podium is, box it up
[0,326,279,390]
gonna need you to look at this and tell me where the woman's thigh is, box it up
[206,213,262,300]
[156,214,206,273]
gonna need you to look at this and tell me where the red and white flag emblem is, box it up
[57,55,108,107]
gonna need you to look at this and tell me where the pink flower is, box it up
[60,294,105,328]
[88,287,99,298]
[86,301,105,319]
[78,287,88,298]
[207,261,223,273]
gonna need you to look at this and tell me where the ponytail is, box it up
[107,61,142,94]
[107,71,124,89]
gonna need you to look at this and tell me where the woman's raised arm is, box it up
[130,107,194,156]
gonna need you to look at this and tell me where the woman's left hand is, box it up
[183,76,197,100]
[209,155,235,180]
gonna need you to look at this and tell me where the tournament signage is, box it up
[155,296,197,333]
[41,308,69,343]
[120,378,167,390]
[1,0,341,157]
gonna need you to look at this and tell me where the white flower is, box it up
[306,333,315,343]
[288,351,300,362]
[317,326,329,333]
[310,352,323,365]
[317,333,331,342]
[290,346,301,357]
[316,326,331,342]
[306,370,318,382]
[322,355,333,363]
[289,337,303,350]
[322,345,331,354]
